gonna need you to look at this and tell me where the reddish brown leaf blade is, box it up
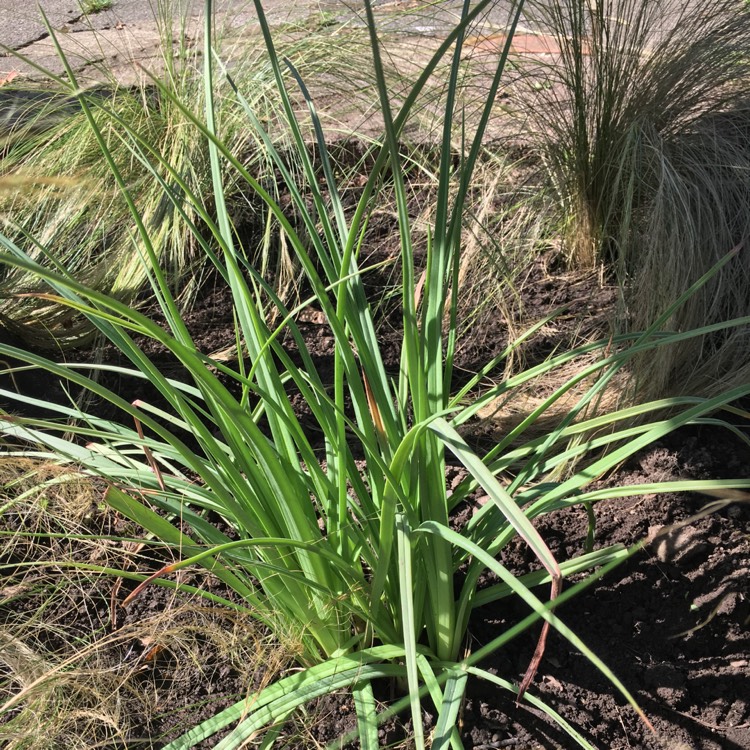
[121,562,177,608]
[362,371,386,442]
[516,576,561,705]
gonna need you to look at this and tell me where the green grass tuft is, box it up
[519,0,750,399]
[1,1,750,747]
[81,0,112,14]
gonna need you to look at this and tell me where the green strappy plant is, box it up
[2,1,750,747]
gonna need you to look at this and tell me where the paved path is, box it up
[0,1,525,49]
[0,0,530,84]
[0,0,708,95]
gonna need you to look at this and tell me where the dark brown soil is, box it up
[462,429,750,750]
[1,151,748,749]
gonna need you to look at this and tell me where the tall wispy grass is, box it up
[1,1,750,747]
[0,1,378,349]
[519,0,750,399]
[0,458,285,750]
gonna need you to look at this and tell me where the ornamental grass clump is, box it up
[0,458,294,749]
[519,0,750,400]
[1,1,750,747]
[0,1,374,350]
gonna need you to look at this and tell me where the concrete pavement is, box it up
[0,2,278,83]
[0,1,528,85]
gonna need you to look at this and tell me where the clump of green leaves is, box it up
[1,1,750,748]
[81,0,112,14]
